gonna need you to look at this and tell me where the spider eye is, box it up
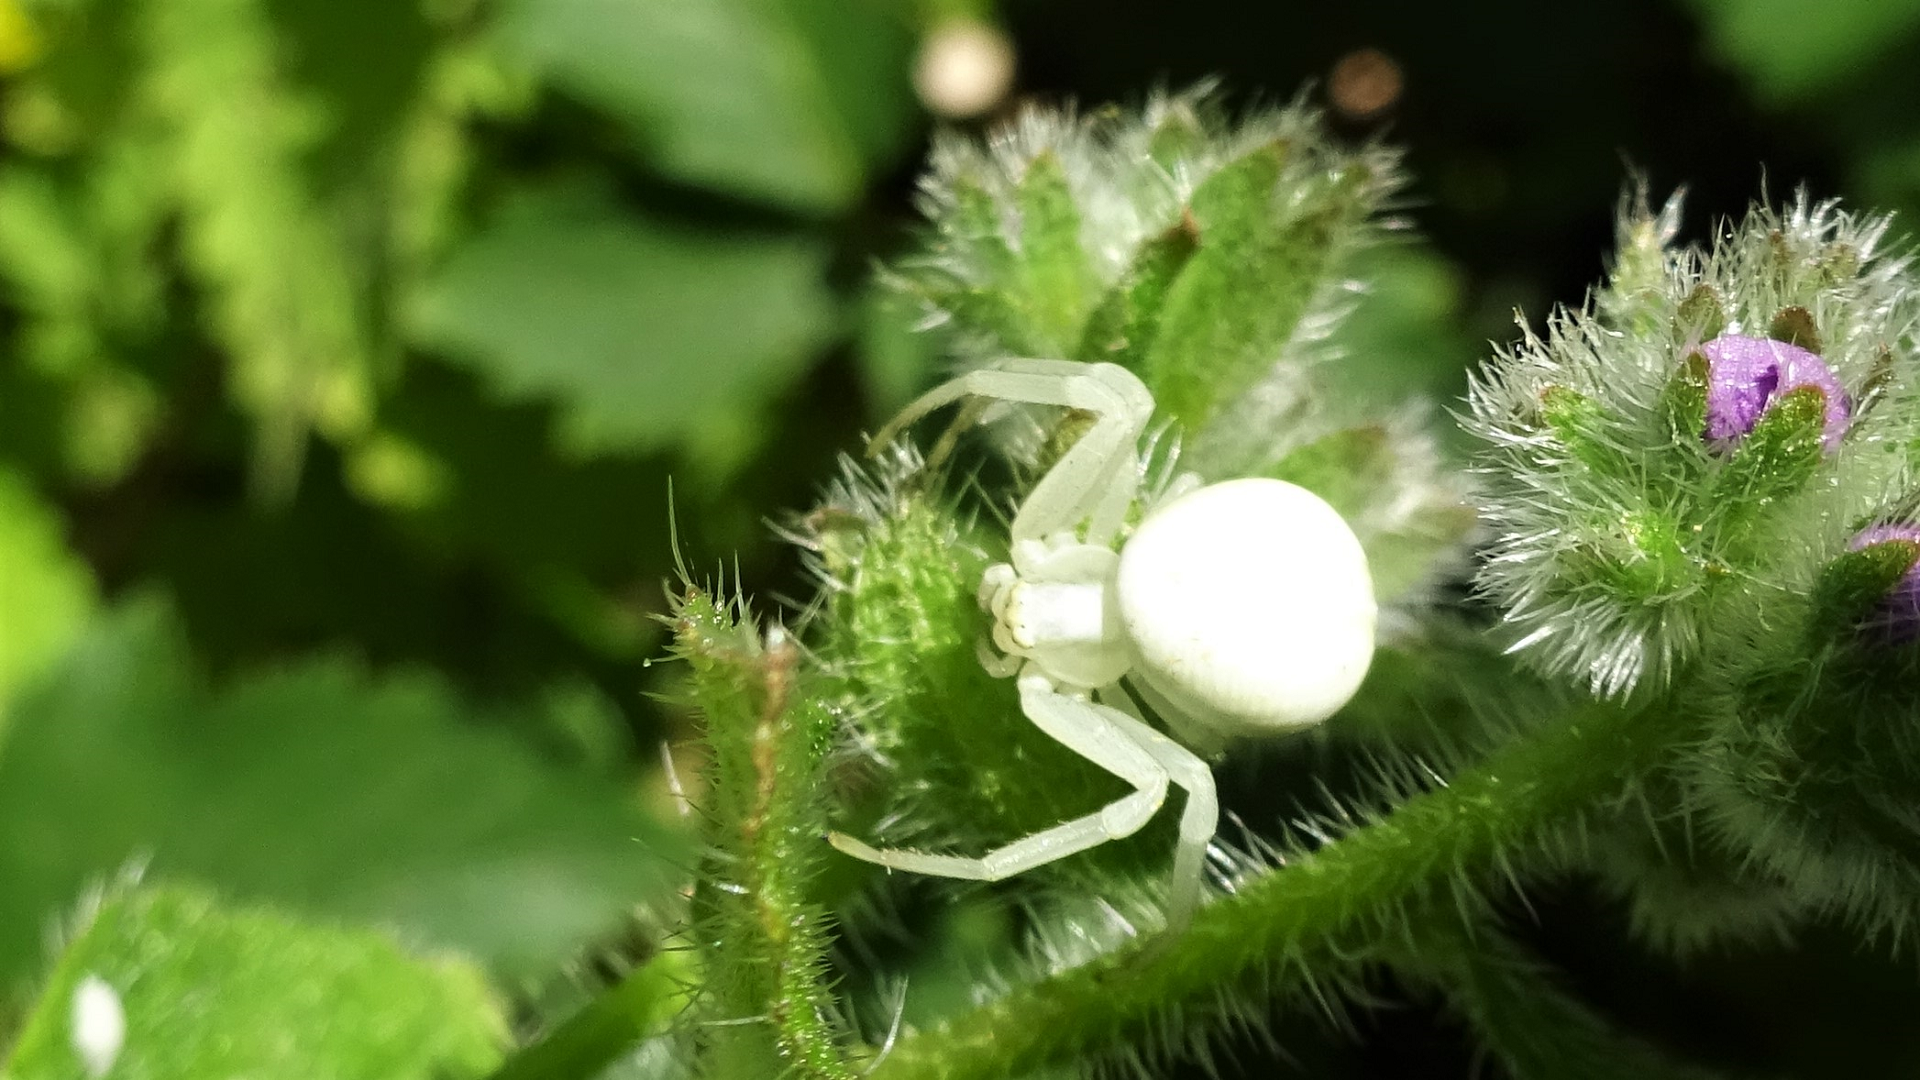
[1115,478,1376,735]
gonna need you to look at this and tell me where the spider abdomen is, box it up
[1116,478,1376,737]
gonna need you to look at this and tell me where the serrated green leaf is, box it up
[410,186,834,464]
[2,882,504,1080]
[497,0,910,212]
[0,468,93,743]
[0,597,690,983]
[143,0,378,499]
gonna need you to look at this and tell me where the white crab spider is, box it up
[828,358,1377,929]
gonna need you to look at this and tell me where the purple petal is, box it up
[1848,524,1920,642]
[1699,334,1850,451]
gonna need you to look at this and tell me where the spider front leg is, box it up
[828,668,1171,885]
[1100,685,1218,930]
[866,359,1155,547]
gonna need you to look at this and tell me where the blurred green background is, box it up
[4,0,1920,1075]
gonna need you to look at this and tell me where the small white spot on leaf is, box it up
[70,974,125,1078]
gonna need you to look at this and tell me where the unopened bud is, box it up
[1700,334,1849,451]
[1848,524,1920,641]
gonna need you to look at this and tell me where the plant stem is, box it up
[677,594,854,1080]
[864,698,1682,1080]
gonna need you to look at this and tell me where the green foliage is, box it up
[495,0,914,213]
[9,1,1920,1074]
[1689,0,1920,102]
[1142,138,1363,437]
[0,597,688,984]
[0,469,91,732]
[2,881,506,1080]
[412,184,835,473]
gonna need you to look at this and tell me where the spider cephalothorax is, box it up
[830,358,1376,929]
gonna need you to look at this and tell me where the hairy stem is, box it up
[677,590,853,1080]
[864,698,1682,1080]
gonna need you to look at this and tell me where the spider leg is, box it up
[828,668,1170,882]
[863,359,1155,547]
[1099,685,1219,932]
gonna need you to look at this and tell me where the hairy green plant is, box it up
[13,59,1920,1080]
[546,101,1920,1080]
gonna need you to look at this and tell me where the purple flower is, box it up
[1849,524,1920,641]
[1700,334,1850,451]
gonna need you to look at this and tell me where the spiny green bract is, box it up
[1466,189,1920,697]
[1680,542,1920,940]
[890,89,1396,447]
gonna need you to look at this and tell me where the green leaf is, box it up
[1688,0,1920,102]
[1012,153,1093,356]
[1810,538,1920,638]
[1708,385,1829,539]
[1267,426,1396,524]
[1074,215,1199,369]
[0,597,690,984]
[1659,350,1711,444]
[410,186,835,465]
[2,881,505,1079]
[0,467,93,742]
[1541,385,1629,474]
[1142,141,1378,432]
[143,0,380,500]
[496,0,911,212]
[1140,141,1285,427]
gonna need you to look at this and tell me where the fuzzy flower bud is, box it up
[1847,524,1920,641]
[1466,192,1920,695]
[1700,334,1850,451]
